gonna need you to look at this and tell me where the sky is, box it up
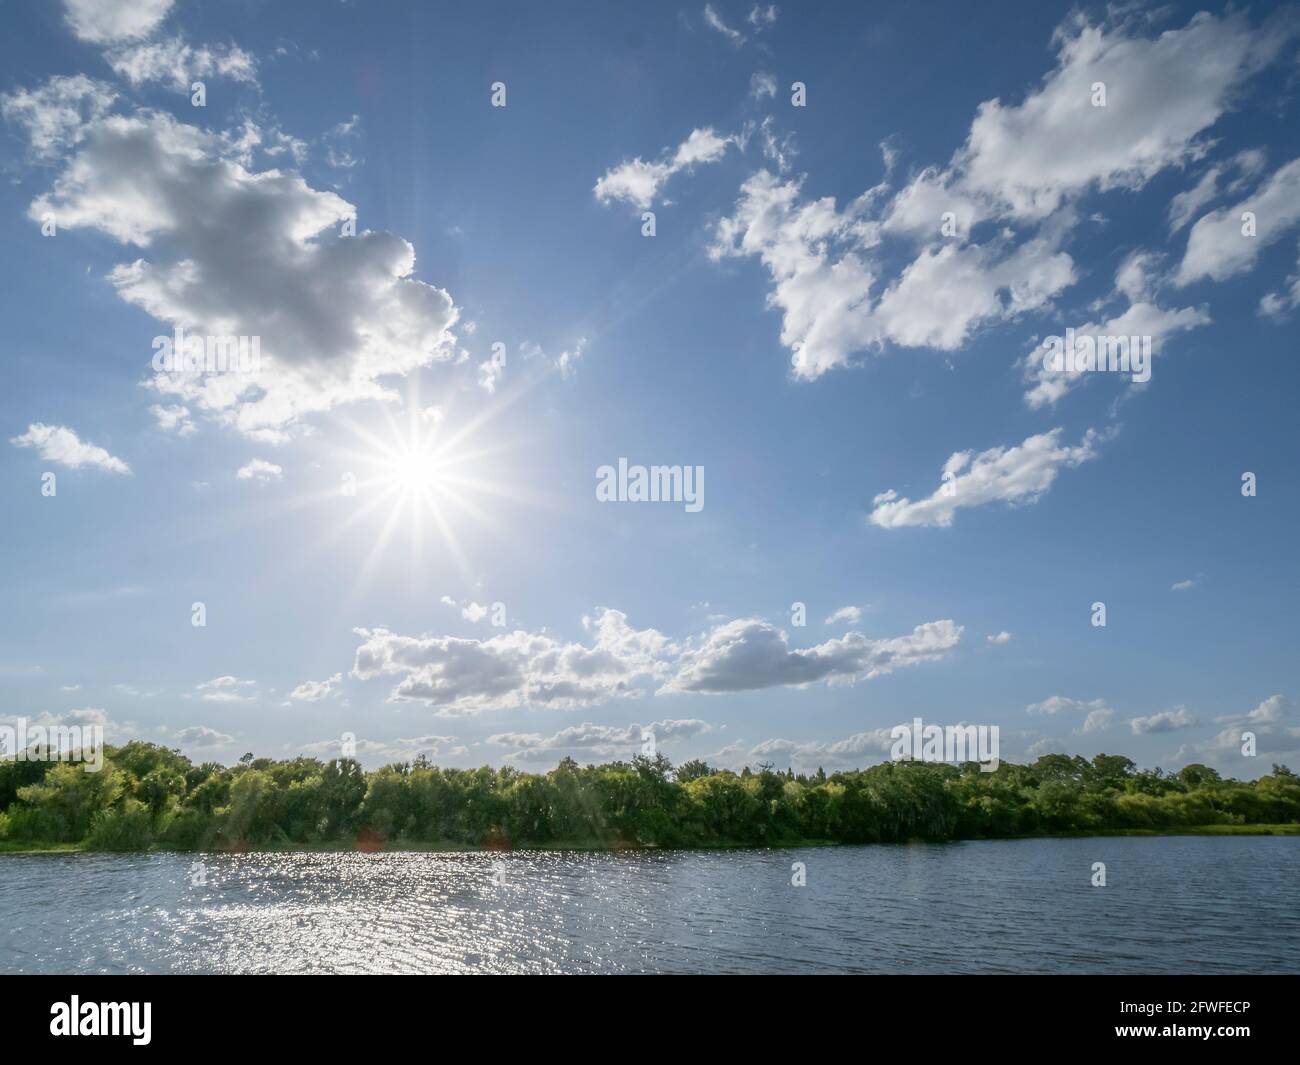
[1,0,1298,778]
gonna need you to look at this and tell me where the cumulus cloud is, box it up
[667,617,962,693]
[869,428,1101,529]
[351,608,679,715]
[288,673,343,702]
[1171,696,1297,768]
[489,719,713,763]
[1130,706,1198,734]
[174,724,234,748]
[1078,708,1115,734]
[1176,158,1300,286]
[440,596,491,623]
[193,676,257,703]
[711,10,1289,381]
[237,458,282,483]
[944,11,1284,222]
[0,75,116,159]
[595,127,733,210]
[711,169,1075,379]
[747,728,895,769]
[150,404,195,436]
[9,102,458,442]
[351,608,960,710]
[824,606,862,625]
[1026,695,1114,717]
[1258,251,1300,319]
[10,423,130,473]
[1,708,136,748]
[1215,694,1292,728]
[302,734,456,764]
[987,631,1013,645]
[1021,289,1210,409]
[63,0,174,44]
[1167,149,1267,233]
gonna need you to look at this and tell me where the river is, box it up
[2,835,1297,973]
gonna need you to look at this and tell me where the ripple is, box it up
[1,838,1298,973]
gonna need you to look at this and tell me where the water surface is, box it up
[2,836,1297,973]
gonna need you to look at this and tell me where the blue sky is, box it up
[1,0,1298,776]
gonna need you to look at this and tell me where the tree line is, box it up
[1,742,1297,851]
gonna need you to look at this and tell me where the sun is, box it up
[312,389,539,590]
[239,378,555,614]
[387,440,447,497]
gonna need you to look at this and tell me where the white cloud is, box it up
[194,676,256,703]
[1078,708,1115,734]
[477,353,504,394]
[489,719,713,762]
[1130,706,1197,734]
[1215,694,1292,727]
[15,105,457,442]
[1026,695,1114,716]
[106,37,257,92]
[1,707,136,747]
[948,11,1282,222]
[711,169,1074,379]
[747,5,778,29]
[1171,696,1297,768]
[711,10,1288,381]
[748,728,897,770]
[755,116,796,173]
[703,5,745,46]
[302,734,456,764]
[288,673,343,702]
[441,596,491,623]
[149,403,195,436]
[1171,577,1196,591]
[174,724,233,748]
[237,458,282,484]
[595,127,732,210]
[1244,694,1291,724]
[1021,291,1210,409]
[749,71,777,100]
[667,617,962,693]
[63,0,174,44]
[554,337,588,379]
[870,428,1101,529]
[351,608,678,716]
[1176,158,1300,285]
[352,608,960,710]
[824,606,862,625]
[0,75,116,159]
[10,423,130,474]
[1167,152,1266,233]
[987,631,1013,645]
[1259,258,1300,319]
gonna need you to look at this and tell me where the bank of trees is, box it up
[1,742,1297,851]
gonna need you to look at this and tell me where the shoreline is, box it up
[3,823,1298,856]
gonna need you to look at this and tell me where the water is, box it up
[2,836,1297,973]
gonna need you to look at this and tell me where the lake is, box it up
[2,836,1297,973]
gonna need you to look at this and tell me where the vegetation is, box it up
[1,743,1298,853]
